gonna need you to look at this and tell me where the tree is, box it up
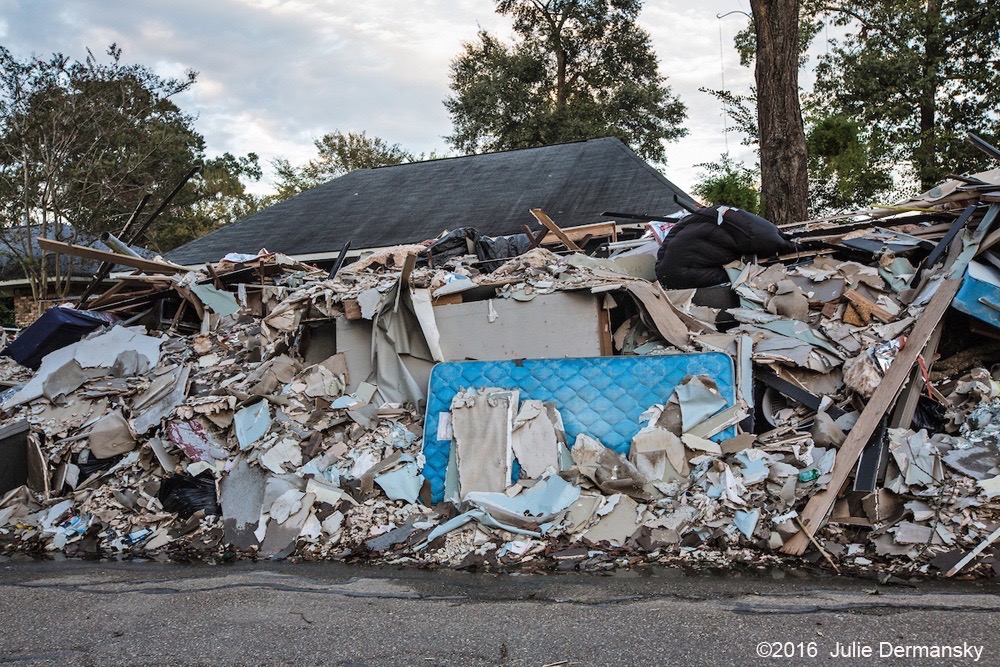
[806,114,893,214]
[271,130,413,202]
[444,0,687,162]
[750,0,810,225]
[146,152,265,252]
[692,154,763,214]
[0,44,204,299]
[805,0,1000,190]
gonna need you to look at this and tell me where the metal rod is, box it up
[326,240,352,279]
[127,163,202,245]
[99,232,142,258]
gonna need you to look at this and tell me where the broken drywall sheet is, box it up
[357,288,383,320]
[5,326,163,409]
[166,419,228,464]
[451,387,517,497]
[888,429,943,489]
[40,360,105,402]
[372,285,432,406]
[146,437,178,473]
[259,492,315,559]
[131,365,191,435]
[629,427,687,481]
[583,494,640,546]
[434,291,604,361]
[190,283,241,317]
[464,474,581,529]
[673,375,728,433]
[235,401,271,449]
[408,289,445,362]
[510,400,560,479]
[734,509,760,539]
[87,410,136,459]
[374,457,423,503]
[259,438,304,475]
[942,443,1000,480]
[219,457,267,550]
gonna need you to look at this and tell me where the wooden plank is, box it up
[621,281,690,349]
[431,293,463,307]
[977,227,1000,255]
[540,221,618,245]
[781,277,963,556]
[530,208,583,252]
[38,238,185,275]
[945,525,1000,577]
[889,320,945,429]
[521,225,547,251]
[842,288,895,323]
[205,263,224,289]
[85,280,127,309]
[598,300,613,356]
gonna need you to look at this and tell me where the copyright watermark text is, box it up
[755,640,985,662]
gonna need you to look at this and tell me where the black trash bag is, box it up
[655,206,797,289]
[911,395,948,432]
[421,227,531,271]
[477,233,531,272]
[157,472,220,519]
[421,228,481,266]
[75,452,122,483]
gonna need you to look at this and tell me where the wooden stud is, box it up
[530,208,583,252]
[781,278,963,556]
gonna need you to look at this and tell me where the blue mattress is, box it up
[423,353,736,503]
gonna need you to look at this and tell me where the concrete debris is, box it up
[0,188,999,578]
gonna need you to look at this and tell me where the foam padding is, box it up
[423,353,735,503]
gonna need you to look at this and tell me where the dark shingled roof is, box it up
[166,137,699,265]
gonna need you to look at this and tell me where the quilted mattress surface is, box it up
[422,353,735,503]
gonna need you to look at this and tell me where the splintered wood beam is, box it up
[540,221,618,245]
[842,288,895,323]
[521,225,547,250]
[780,277,962,556]
[38,238,185,275]
[530,208,583,252]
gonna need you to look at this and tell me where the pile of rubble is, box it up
[1,169,999,578]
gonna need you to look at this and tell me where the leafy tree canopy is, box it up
[270,130,414,202]
[147,151,265,252]
[692,154,763,214]
[805,0,1000,189]
[0,44,204,296]
[0,43,265,290]
[806,114,893,214]
[445,0,687,162]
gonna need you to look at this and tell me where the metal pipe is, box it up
[99,232,142,258]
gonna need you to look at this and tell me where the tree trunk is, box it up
[751,0,809,225]
[917,0,943,190]
[555,47,567,108]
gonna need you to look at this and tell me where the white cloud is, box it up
[0,0,790,195]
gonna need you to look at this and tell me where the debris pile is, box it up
[1,157,1000,578]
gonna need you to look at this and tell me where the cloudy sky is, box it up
[0,0,774,195]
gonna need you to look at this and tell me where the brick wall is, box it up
[12,294,78,328]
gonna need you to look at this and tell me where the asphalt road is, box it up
[0,557,996,666]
